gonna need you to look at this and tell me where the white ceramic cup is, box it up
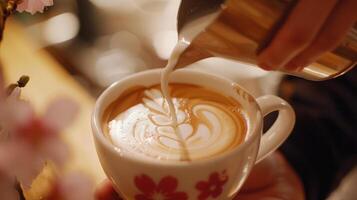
[92,69,295,200]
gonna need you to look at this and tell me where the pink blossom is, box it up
[44,97,80,131]
[0,93,79,189]
[0,71,85,198]
[17,0,54,14]
[0,141,44,188]
[0,88,34,138]
[46,172,95,200]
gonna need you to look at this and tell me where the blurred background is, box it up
[13,0,281,97]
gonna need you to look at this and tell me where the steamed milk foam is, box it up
[104,84,246,161]
[104,12,247,161]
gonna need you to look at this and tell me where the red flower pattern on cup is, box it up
[195,170,229,200]
[134,174,188,200]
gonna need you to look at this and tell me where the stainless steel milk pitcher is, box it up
[176,0,357,81]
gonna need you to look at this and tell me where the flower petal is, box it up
[19,0,43,14]
[195,181,209,190]
[16,153,45,189]
[209,172,220,184]
[212,186,223,198]
[0,141,45,189]
[219,170,228,184]
[16,0,29,12]
[40,137,69,167]
[166,192,188,200]
[44,97,79,131]
[134,174,156,195]
[17,0,54,14]
[7,87,21,100]
[0,98,34,133]
[157,176,177,195]
[198,191,210,200]
[135,194,153,200]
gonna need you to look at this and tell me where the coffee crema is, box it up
[103,84,247,161]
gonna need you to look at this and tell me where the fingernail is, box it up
[258,62,274,71]
[258,53,279,71]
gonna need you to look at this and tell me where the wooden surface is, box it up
[0,19,106,199]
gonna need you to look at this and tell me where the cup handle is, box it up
[255,95,295,163]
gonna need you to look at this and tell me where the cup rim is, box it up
[91,68,263,167]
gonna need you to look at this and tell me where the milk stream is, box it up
[160,42,190,161]
[160,12,220,161]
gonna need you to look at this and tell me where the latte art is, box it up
[104,84,247,161]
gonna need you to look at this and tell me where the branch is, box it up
[1,0,21,41]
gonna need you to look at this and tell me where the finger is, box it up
[285,0,357,70]
[95,180,123,200]
[257,0,338,70]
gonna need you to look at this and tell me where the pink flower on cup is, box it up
[134,174,188,200]
[195,170,228,200]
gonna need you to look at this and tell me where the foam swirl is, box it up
[106,84,246,161]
